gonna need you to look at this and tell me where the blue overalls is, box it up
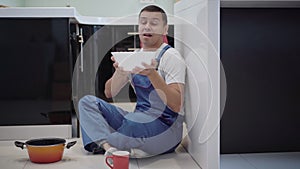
[79,45,184,156]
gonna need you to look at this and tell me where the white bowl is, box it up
[111,51,156,71]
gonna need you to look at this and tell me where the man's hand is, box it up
[131,59,157,76]
[104,56,130,98]
[111,56,130,76]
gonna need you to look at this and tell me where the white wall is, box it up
[174,0,220,169]
[0,0,24,6]
[18,0,175,17]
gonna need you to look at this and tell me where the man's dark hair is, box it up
[139,5,168,25]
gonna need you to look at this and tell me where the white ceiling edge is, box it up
[221,0,300,8]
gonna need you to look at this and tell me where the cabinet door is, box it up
[221,8,300,153]
[97,25,138,102]
[0,18,73,136]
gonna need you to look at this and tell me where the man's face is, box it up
[138,11,168,49]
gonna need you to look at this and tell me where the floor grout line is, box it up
[239,154,259,169]
[180,144,202,169]
[136,158,141,169]
[22,160,29,169]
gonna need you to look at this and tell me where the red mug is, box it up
[105,151,130,169]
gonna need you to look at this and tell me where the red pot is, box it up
[15,138,76,163]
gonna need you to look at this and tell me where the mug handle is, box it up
[105,156,113,169]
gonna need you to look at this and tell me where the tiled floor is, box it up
[220,152,300,169]
[1,138,200,169]
[2,138,300,169]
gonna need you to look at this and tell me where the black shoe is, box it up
[92,146,105,154]
[84,142,105,154]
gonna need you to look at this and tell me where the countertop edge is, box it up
[0,7,139,25]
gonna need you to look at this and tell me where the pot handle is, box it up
[14,141,25,149]
[66,141,77,149]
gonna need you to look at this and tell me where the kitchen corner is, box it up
[0,7,202,169]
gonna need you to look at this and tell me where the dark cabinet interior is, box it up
[220,8,300,153]
[0,18,73,126]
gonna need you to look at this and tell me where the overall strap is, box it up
[155,44,171,70]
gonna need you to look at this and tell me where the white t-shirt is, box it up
[155,43,186,85]
[133,43,186,115]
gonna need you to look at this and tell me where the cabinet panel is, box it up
[0,18,73,126]
[221,8,300,153]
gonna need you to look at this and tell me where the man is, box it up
[79,5,186,157]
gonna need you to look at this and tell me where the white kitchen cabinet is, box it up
[174,0,220,169]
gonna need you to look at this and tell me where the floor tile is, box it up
[0,140,29,169]
[137,152,200,169]
[0,142,28,157]
[241,152,300,169]
[220,154,256,169]
[0,155,28,169]
[23,155,138,169]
